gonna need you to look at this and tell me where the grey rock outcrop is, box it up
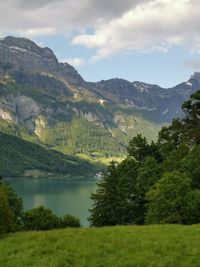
[0,35,200,138]
[0,36,84,85]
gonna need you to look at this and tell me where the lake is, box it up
[5,178,97,226]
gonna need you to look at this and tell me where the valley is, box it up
[0,36,199,177]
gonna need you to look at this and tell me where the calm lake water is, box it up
[5,178,97,226]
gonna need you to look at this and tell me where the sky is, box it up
[0,0,200,87]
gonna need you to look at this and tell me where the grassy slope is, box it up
[1,83,162,159]
[0,132,102,178]
[77,153,126,165]
[0,225,200,267]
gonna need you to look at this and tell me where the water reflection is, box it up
[6,178,97,226]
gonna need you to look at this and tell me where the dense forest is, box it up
[90,90,200,226]
[1,89,200,235]
[0,83,159,159]
[0,132,102,178]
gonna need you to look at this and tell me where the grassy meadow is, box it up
[0,225,200,267]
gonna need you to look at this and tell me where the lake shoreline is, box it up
[3,176,98,182]
[4,178,97,226]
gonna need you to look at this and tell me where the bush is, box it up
[24,206,59,231]
[0,187,15,234]
[60,215,80,228]
[0,182,23,230]
[0,182,81,233]
[24,206,81,231]
[182,190,200,224]
[146,171,191,224]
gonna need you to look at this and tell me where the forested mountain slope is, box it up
[0,36,199,160]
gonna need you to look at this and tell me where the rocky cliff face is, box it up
[0,36,84,85]
[0,36,199,122]
[87,76,199,122]
[0,36,199,156]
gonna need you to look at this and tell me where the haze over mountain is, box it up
[0,36,199,163]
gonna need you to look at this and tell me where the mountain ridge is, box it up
[0,36,199,161]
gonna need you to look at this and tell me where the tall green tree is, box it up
[182,190,200,224]
[0,187,15,234]
[127,134,162,163]
[0,182,23,230]
[114,157,139,224]
[89,161,120,226]
[127,134,149,162]
[158,119,185,158]
[146,171,191,224]
[89,89,200,227]
[181,145,200,189]
[89,158,141,226]
[162,144,189,173]
[182,90,200,143]
[134,157,163,224]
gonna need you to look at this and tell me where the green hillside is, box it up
[0,37,199,165]
[0,81,161,160]
[0,225,200,267]
[0,132,103,178]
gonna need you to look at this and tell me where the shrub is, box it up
[182,190,200,224]
[146,171,191,224]
[60,215,80,228]
[24,206,81,231]
[0,182,23,231]
[24,206,59,231]
[0,187,15,234]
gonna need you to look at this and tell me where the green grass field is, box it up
[76,153,126,166]
[0,225,200,267]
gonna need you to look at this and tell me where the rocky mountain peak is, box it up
[190,72,200,84]
[0,36,84,85]
[1,36,57,61]
[0,36,200,124]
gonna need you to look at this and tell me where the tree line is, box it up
[0,179,80,235]
[89,90,200,226]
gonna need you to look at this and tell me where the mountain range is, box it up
[0,36,199,176]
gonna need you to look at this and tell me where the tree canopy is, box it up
[90,90,200,226]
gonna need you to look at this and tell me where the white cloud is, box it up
[72,0,200,61]
[0,0,141,35]
[0,0,200,62]
[22,28,56,38]
[63,57,86,67]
